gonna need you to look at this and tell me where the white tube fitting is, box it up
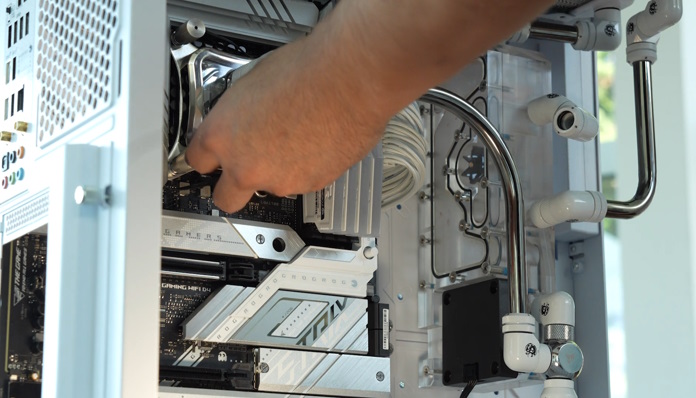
[532,292,576,327]
[529,190,607,229]
[528,95,570,126]
[633,0,683,39]
[553,106,599,142]
[541,379,578,398]
[626,0,683,63]
[527,95,599,142]
[574,8,622,51]
[502,314,551,374]
[508,23,531,44]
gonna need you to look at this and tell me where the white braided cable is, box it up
[381,102,428,209]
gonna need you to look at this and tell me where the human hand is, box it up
[185,41,387,213]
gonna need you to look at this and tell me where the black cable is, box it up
[460,379,477,398]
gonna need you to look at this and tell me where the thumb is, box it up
[212,171,255,213]
[186,126,221,174]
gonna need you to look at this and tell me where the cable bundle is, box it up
[381,102,428,209]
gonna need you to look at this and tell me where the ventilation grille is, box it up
[35,0,119,145]
[4,191,49,235]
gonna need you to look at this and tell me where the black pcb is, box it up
[442,278,517,386]
[159,276,255,390]
[163,174,357,250]
[0,235,46,398]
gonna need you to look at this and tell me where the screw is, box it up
[399,381,405,389]
[259,362,270,373]
[74,185,109,206]
[480,227,489,239]
[363,246,378,259]
[481,262,491,274]
[419,280,426,289]
[454,191,463,201]
[572,262,584,274]
[480,178,489,188]
[449,272,457,282]
[420,235,431,245]
[397,293,403,301]
[423,366,430,375]
[256,234,265,245]
[376,371,385,382]
[419,191,430,201]
[459,220,470,231]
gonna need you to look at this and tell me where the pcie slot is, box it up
[160,365,253,383]
[161,255,226,280]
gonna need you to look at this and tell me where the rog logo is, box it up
[297,298,347,347]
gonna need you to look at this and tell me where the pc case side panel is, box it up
[108,1,168,398]
[42,144,109,398]
[41,1,167,397]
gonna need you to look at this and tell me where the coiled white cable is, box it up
[381,102,428,209]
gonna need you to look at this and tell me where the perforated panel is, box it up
[4,190,49,235]
[35,0,119,145]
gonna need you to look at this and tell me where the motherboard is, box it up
[0,235,45,398]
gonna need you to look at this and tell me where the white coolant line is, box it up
[529,190,607,229]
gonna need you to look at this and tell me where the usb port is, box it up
[17,87,24,113]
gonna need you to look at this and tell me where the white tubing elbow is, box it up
[528,95,572,126]
[635,0,683,38]
[527,95,598,141]
[502,314,551,374]
[554,106,599,142]
[529,190,607,229]
[574,8,622,51]
[533,291,576,327]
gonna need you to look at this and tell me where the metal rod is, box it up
[420,88,527,314]
[529,21,579,44]
[606,61,657,218]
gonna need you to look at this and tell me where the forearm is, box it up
[187,0,554,210]
[302,0,555,123]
